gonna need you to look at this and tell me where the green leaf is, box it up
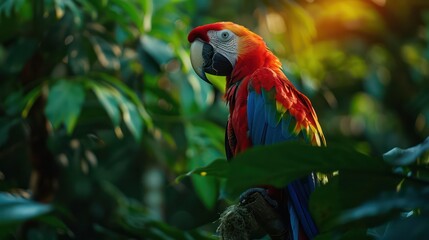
[63,0,83,26]
[0,0,25,17]
[94,73,152,129]
[45,79,85,133]
[368,216,429,240]
[176,159,228,182]
[1,38,38,74]
[338,187,429,224]
[91,83,121,126]
[141,0,153,32]
[205,73,226,93]
[0,193,52,224]
[225,142,390,197]
[190,174,218,210]
[111,0,142,31]
[383,136,429,166]
[36,215,71,233]
[0,118,20,147]
[186,120,224,209]
[68,37,90,75]
[90,36,120,70]
[119,95,143,141]
[21,85,42,118]
[310,173,403,232]
[139,35,174,66]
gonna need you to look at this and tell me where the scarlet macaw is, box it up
[188,22,326,240]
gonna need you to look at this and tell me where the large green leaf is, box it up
[225,142,390,197]
[185,121,225,209]
[45,79,85,133]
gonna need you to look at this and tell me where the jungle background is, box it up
[1,0,429,239]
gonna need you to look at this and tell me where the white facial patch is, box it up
[207,30,238,67]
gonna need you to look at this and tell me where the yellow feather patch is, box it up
[276,101,287,113]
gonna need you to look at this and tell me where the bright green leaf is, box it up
[45,79,85,133]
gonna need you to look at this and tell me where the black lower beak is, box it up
[190,40,233,86]
[202,44,233,76]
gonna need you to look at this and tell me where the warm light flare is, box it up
[371,0,386,6]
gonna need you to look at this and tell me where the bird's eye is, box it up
[217,30,233,41]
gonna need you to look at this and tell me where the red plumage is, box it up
[189,21,325,240]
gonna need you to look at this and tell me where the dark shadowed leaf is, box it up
[1,38,37,74]
[383,136,429,166]
[68,37,90,75]
[368,216,429,240]
[226,142,390,197]
[0,118,20,147]
[45,79,85,133]
[338,187,429,224]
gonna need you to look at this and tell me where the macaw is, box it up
[188,22,326,240]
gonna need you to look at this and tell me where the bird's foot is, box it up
[239,187,278,208]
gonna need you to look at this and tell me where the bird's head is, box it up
[188,22,278,89]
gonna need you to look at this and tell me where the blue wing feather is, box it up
[247,86,318,239]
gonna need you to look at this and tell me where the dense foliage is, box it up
[0,0,429,239]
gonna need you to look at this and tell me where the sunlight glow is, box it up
[266,12,286,34]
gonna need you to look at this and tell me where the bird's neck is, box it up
[225,48,281,103]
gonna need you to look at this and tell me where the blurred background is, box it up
[0,0,429,239]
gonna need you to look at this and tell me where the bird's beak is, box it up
[190,40,233,87]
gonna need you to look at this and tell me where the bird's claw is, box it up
[239,188,278,208]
